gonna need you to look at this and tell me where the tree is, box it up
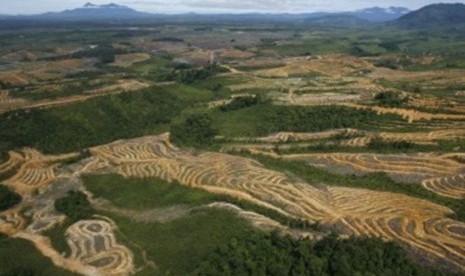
[170,113,218,148]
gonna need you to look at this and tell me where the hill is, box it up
[396,3,465,28]
[0,4,409,24]
[32,2,153,21]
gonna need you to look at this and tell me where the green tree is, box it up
[170,113,218,148]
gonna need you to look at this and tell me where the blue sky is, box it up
[2,0,465,15]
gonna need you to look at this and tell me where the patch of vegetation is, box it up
[83,174,220,210]
[195,232,444,276]
[220,95,260,112]
[54,191,93,222]
[110,209,256,275]
[152,37,184,42]
[0,233,76,276]
[0,88,185,154]
[0,185,22,212]
[375,91,408,107]
[272,141,437,155]
[213,104,404,137]
[71,44,120,64]
[170,113,218,148]
[43,221,73,257]
[456,200,465,222]
[368,138,417,152]
[154,65,228,84]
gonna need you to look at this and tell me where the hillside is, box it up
[396,3,465,27]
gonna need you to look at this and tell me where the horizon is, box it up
[1,0,465,16]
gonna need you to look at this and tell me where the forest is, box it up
[195,232,443,276]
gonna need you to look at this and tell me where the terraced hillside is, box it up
[84,134,465,271]
[0,134,464,273]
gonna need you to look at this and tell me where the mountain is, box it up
[33,2,153,21]
[396,3,465,28]
[353,7,410,22]
[0,3,409,24]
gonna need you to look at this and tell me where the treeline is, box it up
[0,88,185,154]
[195,232,443,276]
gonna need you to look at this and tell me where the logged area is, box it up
[2,3,465,275]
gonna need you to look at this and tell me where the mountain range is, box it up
[1,2,465,28]
[1,3,410,23]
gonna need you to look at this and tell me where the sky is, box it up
[1,0,465,15]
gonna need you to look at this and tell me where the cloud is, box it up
[124,0,465,13]
[2,0,465,15]
[181,0,326,11]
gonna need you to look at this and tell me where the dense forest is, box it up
[0,88,185,154]
[195,232,444,276]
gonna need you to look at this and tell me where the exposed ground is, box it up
[81,134,465,271]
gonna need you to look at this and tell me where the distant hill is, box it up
[31,2,153,21]
[396,3,465,28]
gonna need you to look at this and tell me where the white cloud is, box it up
[1,0,465,15]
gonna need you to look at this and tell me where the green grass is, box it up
[83,174,220,210]
[0,234,76,276]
